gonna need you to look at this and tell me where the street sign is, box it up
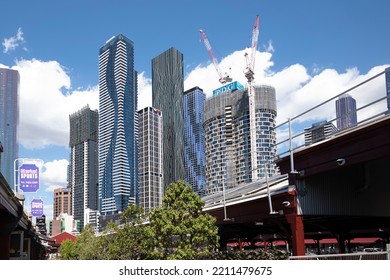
[19,163,40,193]
[31,198,44,217]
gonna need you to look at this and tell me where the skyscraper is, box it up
[98,34,138,215]
[0,68,19,189]
[335,94,357,130]
[304,120,337,145]
[152,47,185,190]
[203,85,278,194]
[53,187,72,220]
[69,105,98,229]
[138,107,163,214]
[385,67,390,112]
[183,86,206,197]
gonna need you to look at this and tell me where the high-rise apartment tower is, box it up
[138,107,163,214]
[69,105,98,229]
[203,85,278,194]
[98,34,138,215]
[152,48,185,190]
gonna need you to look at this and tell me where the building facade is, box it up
[183,87,206,197]
[53,187,72,220]
[152,47,185,190]
[304,120,338,145]
[98,34,138,215]
[386,67,390,112]
[203,85,278,194]
[335,94,357,130]
[69,105,98,229]
[138,107,163,214]
[0,68,19,189]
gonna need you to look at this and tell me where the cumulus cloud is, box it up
[11,50,388,153]
[13,59,98,149]
[41,159,69,192]
[137,71,152,110]
[3,45,387,221]
[2,27,27,53]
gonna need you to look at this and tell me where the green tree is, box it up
[73,223,100,259]
[143,181,219,259]
[59,238,78,260]
[100,204,147,259]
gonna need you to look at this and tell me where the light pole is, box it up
[221,180,231,221]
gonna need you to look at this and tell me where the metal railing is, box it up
[274,67,390,169]
[289,250,390,260]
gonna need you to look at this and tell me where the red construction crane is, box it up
[200,29,232,84]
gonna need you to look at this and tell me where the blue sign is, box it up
[19,164,40,193]
[31,198,44,217]
[212,81,244,96]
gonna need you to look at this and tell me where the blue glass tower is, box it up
[184,87,206,197]
[335,94,357,130]
[386,67,390,112]
[0,68,19,189]
[98,34,138,215]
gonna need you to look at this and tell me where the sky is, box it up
[1,0,389,221]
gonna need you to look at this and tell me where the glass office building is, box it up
[152,47,185,190]
[386,67,390,112]
[98,34,138,215]
[69,105,98,229]
[184,87,206,197]
[335,94,357,130]
[203,85,278,194]
[138,107,163,214]
[0,68,19,189]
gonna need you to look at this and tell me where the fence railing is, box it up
[289,250,390,260]
[274,67,389,169]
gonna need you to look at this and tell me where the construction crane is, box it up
[244,15,260,182]
[200,29,232,84]
[244,15,259,82]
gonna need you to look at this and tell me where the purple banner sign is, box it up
[31,198,44,217]
[19,164,40,193]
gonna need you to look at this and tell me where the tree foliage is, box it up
[143,181,220,259]
[58,181,220,260]
[58,239,78,260]
[99,204,147,259]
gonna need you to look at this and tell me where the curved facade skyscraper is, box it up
[98,34,138,215]
[0,68,19,189]
[203,85,277,194]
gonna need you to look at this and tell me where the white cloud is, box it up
[13,59,98,149]
[2,27,26,53]
[9,49,389,158]
[137,71,152,110]
[41,159,69,192]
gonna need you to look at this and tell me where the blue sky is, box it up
[1,0,389,221]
